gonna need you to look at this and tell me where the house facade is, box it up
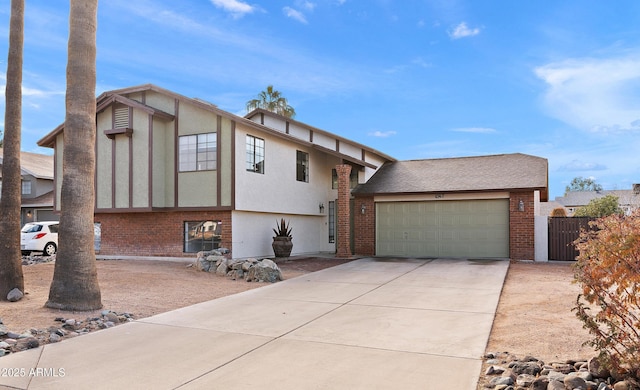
[38,84,548,261]
[0,148,56,225]
[38,84,392,259]
[351,154,548,260]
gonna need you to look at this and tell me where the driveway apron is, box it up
[0,257,509,390]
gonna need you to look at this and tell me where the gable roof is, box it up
[37,84,393,169]
[352,153,548,201]
[0,148,54,180]
[245,108,396,165]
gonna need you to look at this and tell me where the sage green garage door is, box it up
[376,199,509,258]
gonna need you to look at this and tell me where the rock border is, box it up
[480,352,638,390]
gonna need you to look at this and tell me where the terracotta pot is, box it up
[272,236,293,257]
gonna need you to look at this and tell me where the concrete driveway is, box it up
[0,257,509,390]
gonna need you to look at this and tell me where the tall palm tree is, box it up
[246,85,296,118]
[0,0,25,301]
[46,0,101,310]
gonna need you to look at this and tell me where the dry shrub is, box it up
[573,210,640,383]
[551,207,567,217]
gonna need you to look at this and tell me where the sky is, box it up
[1,0,640,199]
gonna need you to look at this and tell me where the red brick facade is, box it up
[353,196,376,256]
[508,191,535,260]
[95,210,232,257]
[335,164,352,258]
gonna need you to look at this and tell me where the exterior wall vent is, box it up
[114,107,129,129]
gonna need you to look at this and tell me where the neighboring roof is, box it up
[0,148,54,180]
[21,190,54,208]
[555,189,640,207]
[539,200,564,216]
[37,84,394,168]
[352,153,549,200]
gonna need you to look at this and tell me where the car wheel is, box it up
[43,242,57,256]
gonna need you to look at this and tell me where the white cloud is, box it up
[557,160,607,172]
[368,130,397,138]
[210,0,255,16]
[283,6,308,24]
[296,1,316,11]
[450,127,497,134]
[448,22,481,39]
[535,54,640,133]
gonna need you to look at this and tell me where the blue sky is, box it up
[1,0,640,199]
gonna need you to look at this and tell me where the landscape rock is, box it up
[7,288,23,302]
[547,379,565,390]
[481,353,637,390]
[194,251,284,283]
[589,356,611,379]
[563,374,587,390]
[0,310,135,358]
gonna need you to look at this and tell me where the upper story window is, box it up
[331,168,359,189]
[246,135,265,174]
[179,133,217,172]
[296,150,309,182]
[21,180,32,195]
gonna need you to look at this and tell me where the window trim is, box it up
[21,180,32,195]
[331,168,359,189]
[246,135,265,174]
[184,220,222,253]
[179,132,217,172]
[296,150,309,183]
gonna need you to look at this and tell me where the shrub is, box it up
[551,207,567,217]
[573,210,640,382]
[574,194,623,218]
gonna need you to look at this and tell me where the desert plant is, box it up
[272,218,292,238]
[573,210,640,383]
[551,207,567,217]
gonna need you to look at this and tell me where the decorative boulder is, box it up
[245,259,283,283]
[7,288,23,302]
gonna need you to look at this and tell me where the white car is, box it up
[21,221,59,256]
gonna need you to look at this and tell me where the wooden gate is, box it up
[548,217,595,261]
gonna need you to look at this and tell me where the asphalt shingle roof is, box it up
[0,148,54,180]
[352,153,548,199]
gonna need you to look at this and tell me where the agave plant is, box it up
[273,218,292,238]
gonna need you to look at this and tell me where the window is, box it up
[328,201,335,243]
[331,168,359,189]
[184,220,222,253]
[296,151,309,182]
[21,180,32,195]
[246,135,265,173]
[179,133,217,172]
[94,223,101,251]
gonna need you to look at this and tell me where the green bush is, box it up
[574,194,623,217]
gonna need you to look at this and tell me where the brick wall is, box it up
[353,196,375,255]
[96,210,232,257]
[335,164,352,258]
[509,191,535,260]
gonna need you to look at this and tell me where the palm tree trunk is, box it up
[0,0,25,301]
[46,0,101,310]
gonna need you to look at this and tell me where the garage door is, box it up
[376,199,509,258]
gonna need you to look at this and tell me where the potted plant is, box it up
[272,218,293,258]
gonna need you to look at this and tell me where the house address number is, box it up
[435,194,444,199]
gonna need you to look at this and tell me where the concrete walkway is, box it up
[0,257,509,390]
